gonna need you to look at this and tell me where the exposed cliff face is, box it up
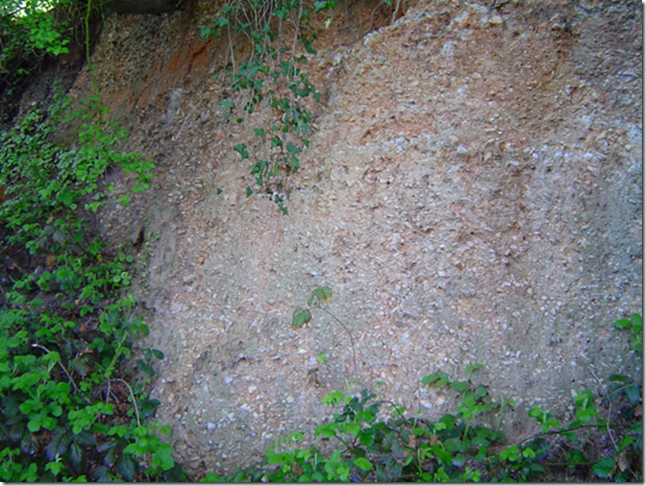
[65,0,641,475]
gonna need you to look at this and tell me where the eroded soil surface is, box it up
[43,0,643,476]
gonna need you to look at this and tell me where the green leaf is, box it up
[45,460,64,477]
[291,308,311,328]
[214,16,230,27]
[422,373,439,384]
[46,430,70,461]
[7,337,23,349]
[450,380,470,392]
[123,443,139,455]
[625,384,641,406]
[92,466,113,482]
[141,398,161,418]
[358,431,375,447]
[234,143,250,160]
[499,446,519,462]
[137,359,155,377]
[103,443,119,468]
[219,99,234,111]
[156,443,175,471]
[27,417,43,433]
[75,430,96,447]
[561,430,577,442]
[314,0,337,12]
[308,286,333,305]
[353,457,372,472]
[592,457,615,478]
[107,425,128,438]
[565,448,586,465]
[522,447,536,459]
[452,453,466,467]
[613,318,631,329]
[96,438,119,454]
[322,390,345,406]
[69,441,84,471]
[465,363,484,374]
[116,453,137,481]
[608,373,630,383]
[287,142,301,157]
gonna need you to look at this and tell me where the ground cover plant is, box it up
[0,1,185,477]
[0,88,186,480]
[202,309,642,482]
[198,290,641,482]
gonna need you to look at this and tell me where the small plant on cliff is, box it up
[292,286,360,379]
[199,0,336,214]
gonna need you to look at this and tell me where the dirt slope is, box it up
[63,0,641,475]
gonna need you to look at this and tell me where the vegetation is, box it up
[199,0,341,214]
[255,288,642,483]
[0,0,82,122]
[0,0,642,482]
[205,305,642,482]
[0,62,181,478]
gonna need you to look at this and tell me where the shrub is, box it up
[0,92,182,481]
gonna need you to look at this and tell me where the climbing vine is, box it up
[200,0,337,214]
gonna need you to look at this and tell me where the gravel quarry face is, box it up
[61,0,641,476]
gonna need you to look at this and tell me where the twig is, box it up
[392,0,400,24]
[605,398,618,452]
[31,343,91,404]
[315,304,360,379]
[112,378,141,427]
[173,101,201,141]
[518,423,614,448]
